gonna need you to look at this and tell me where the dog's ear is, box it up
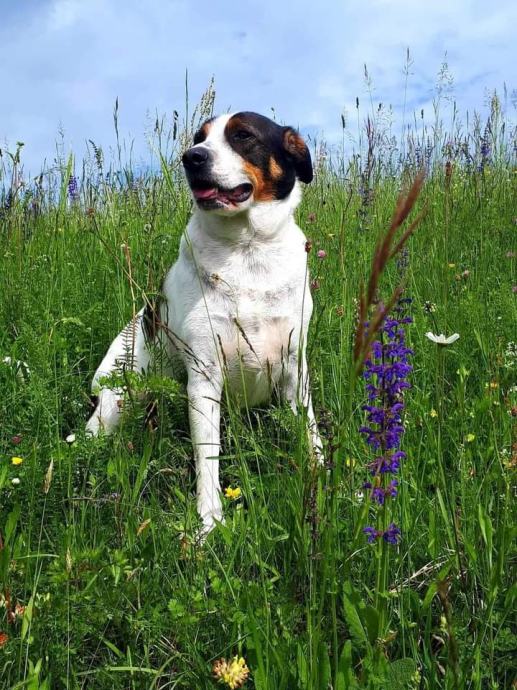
[282,127,313,183]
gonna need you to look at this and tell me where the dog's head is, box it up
[182,112,312,214]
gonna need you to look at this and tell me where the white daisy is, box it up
[425,332,460,346]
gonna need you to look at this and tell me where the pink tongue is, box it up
[193,187,218,200]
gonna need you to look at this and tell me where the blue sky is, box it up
[1,0,516,174]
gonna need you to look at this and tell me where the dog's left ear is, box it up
[282,127,313,184]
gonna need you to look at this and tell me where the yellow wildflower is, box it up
[345,457,356,468]
[224,486,242,501]
[429,409,438,418]
[448,263,456,268]
[213,656,250,688]
[11,457,23,466]
[466,433,476,443]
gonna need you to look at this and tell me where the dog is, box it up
[86,111,323,537]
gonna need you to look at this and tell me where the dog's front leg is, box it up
[282,353,324,464]
[86,309,151,435]
[187,372,223,538]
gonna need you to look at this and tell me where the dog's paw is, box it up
[180,513,225,547]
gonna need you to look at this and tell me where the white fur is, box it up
[86,114,322,538]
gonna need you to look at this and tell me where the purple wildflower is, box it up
[363,526,381,544]
[383,523,401,545]
[68,175,79,201]
[363,523,401,544]
[360,298,412,545]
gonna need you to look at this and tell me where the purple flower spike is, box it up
[363,526,381,543]
[359,297,412,545]
[383,523,401,545]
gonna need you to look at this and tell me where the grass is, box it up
[0,88,516,689]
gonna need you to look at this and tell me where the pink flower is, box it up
[512,285,517,294]
[317,249,327,259]
[11,435,22,445]
[310,279,320,291]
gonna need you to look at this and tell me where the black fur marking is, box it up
[225,111,313,199]
[193,117,216,145]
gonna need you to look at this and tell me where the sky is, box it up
[1,0,516,175]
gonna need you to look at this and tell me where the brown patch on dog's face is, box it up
[242,161,276,201]
[269,156,283,180]
[193,117,215,145]
[224,112,313,201]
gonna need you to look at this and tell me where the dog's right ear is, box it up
[282,127,313,184]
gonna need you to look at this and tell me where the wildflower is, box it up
[512,285,517,294]
[465,433,476,443]
[224,486,241,501]
[14,603,25,618]
[506,251,516,258]
[212,656,250,688]
[68,175,79,201]
[11,435,22,445]
[363,526,381,543]
[425,332,460,346]
[65,433,76,444]
[11,457,23,466]
[383,523,401,545]
[310,279,320,291]
[430,409,438,418]
[11,478,20,486]
[0,632,8,647]
[462,270,470,279]
[448,263,456,268]
[363,523,401,544]
[360,299,412,545]
[423,301,436,313]
[317,249,327,259]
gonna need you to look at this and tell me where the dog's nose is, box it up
[182,146,209,170]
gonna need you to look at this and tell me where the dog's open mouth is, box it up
[191,182,253,207]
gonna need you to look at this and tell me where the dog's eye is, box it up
[233,129,254,142]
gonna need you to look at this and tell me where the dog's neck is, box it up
[187,181,302,246]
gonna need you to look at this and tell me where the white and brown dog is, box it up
[86,111,322,537]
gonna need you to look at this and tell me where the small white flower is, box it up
[65,433,76,444]
[425,332,460,346]
[12,477,21,486]
[354,490,365,503]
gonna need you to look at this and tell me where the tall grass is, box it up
[0,82,515,689]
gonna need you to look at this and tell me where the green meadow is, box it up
[0,90,515,689]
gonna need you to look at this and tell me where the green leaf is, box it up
[317,640,331,689]
[21,596,34,642]
[296,643,309,690]
[386,658,418,688]
[335,641,358,690]
[477,503,493,567]
[364,605,380,644]
[5,503,21,544]
[342,582,368,649]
